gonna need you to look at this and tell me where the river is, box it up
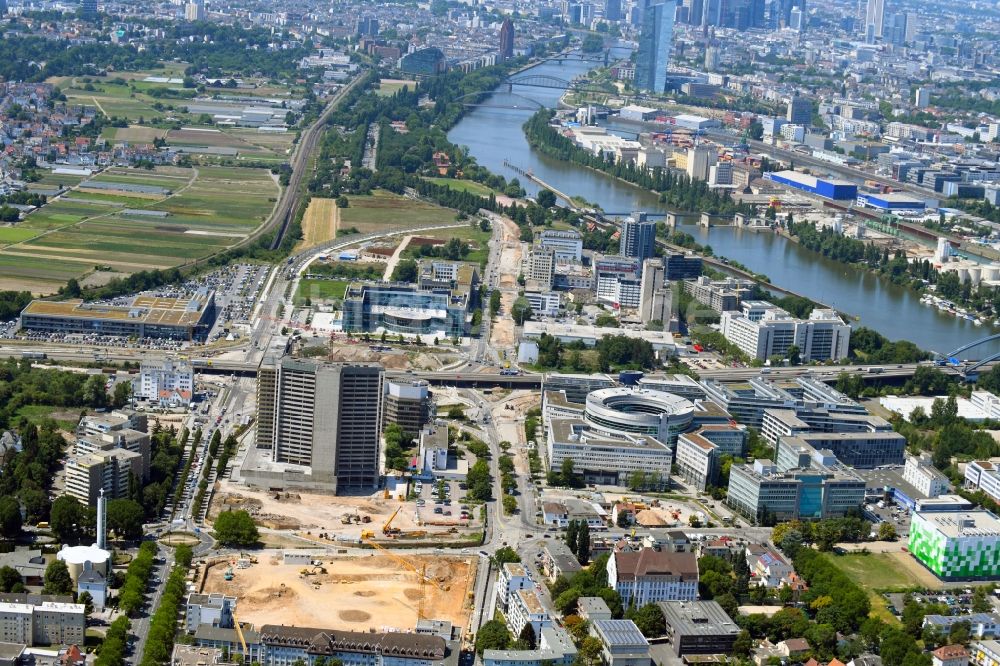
[448,50,999,357]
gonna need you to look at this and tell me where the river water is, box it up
[448,51,997,357]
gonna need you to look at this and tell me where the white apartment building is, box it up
[0,599,85,647]
[606,549,698,606]
[64,448,143,505]
[904,453,950,498]
[523,292,561,318]
[966,459,1000,504]
[971,392,1000,420]
[496,563,532,613]
[186,593,236,632]
[506,589,552,638]
[136,359,194,406]
[720,301,851,362]
[675,431,717,492]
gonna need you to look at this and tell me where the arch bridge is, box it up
[454,90,545,110]
[937,334,1000,378]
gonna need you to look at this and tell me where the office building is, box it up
[578,598,613,622]
[785,96,812,126]
[184,0,204,21]
[910,511,1000,580]
[64,448,142,505]
[639,258,672,326]
[594,256,643,308]
[342,283,471,339]
[356,16,379,36]
[775,432,905,471]
[399,48,447,77]
[499,18,514,59]
[136,359,194,407]
[252,358,383,493]
[865,0,885,39]
[659,601,739,657]
[683,277,753,313]
[702,374,866,428]
[590,620,650,666]
[720,301,851,362]
[20,289,216,341]
[675,425,748,491]
[542,373,616,405]
[619,213,657,261]
[727,457,866,523]
[539,230,583,264]
[607,548,698,606]
[664,252,702,281]
[915,87,931,109]
[904,452,950,498]
[761,406,894,446]
[381,379,431,435]
[634,0,677,93]
[81,0,97,16]
[524,248,556,292]
[0,596,84,647]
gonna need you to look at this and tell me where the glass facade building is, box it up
[634,0,676,93]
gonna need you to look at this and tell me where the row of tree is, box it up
[139,545,194,666]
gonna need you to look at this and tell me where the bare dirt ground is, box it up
[202,552,475,632]
[490,215,523,351]
[209,482,418,533]
[319,342,458,370]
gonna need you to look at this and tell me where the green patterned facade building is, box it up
[909,510,1000,581]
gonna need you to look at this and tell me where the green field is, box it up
[404,222,491,266]
[15,405,81,431]
[822,551,940,624]
[296,279,348,304]
[339,190,457,233]
[0,164,278,292]
[424,178,495,197]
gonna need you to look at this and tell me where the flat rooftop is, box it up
[23,290,213,326]
[658,600,740,637]
[916,510,1000,538]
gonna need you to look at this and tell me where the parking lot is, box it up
[413,478,473,525]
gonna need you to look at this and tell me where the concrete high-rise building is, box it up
[684,0,703,24]
[606,0,623,21]
[499,18,515,60]
[619,212,657,261]
[64,448,143,505]
[184,0,204,21]
[254,358,384,493]
[686,144,717,182]
[382,379,432,435]
[865,0,884,39]
[634,0,676,93]
[786,95,812,125]
[639,258,673,325]
[356,16,379,36]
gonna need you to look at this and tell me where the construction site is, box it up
[198,550,477,634]
[209,479,482,543]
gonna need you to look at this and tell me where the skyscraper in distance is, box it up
[606,0,623,21]
[499,18,514,60]
[634,0,677,93]
[865,0,884,39]
[81,0,97,17]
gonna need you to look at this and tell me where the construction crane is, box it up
[383,506,402,536]
[363,536,446,619]
[232,612,249,663]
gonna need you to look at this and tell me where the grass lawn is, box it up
[404,222,491,266]
[338,190,457,233]
[296,279,347,304]
[822,551,942,624]
[424,177,495,197]
[0,228,44,244]
[377,79,416,96]
[15,405,81,431]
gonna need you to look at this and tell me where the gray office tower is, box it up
[619,212,657,260]
[256,358,384,493]
[634,0,677,93]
